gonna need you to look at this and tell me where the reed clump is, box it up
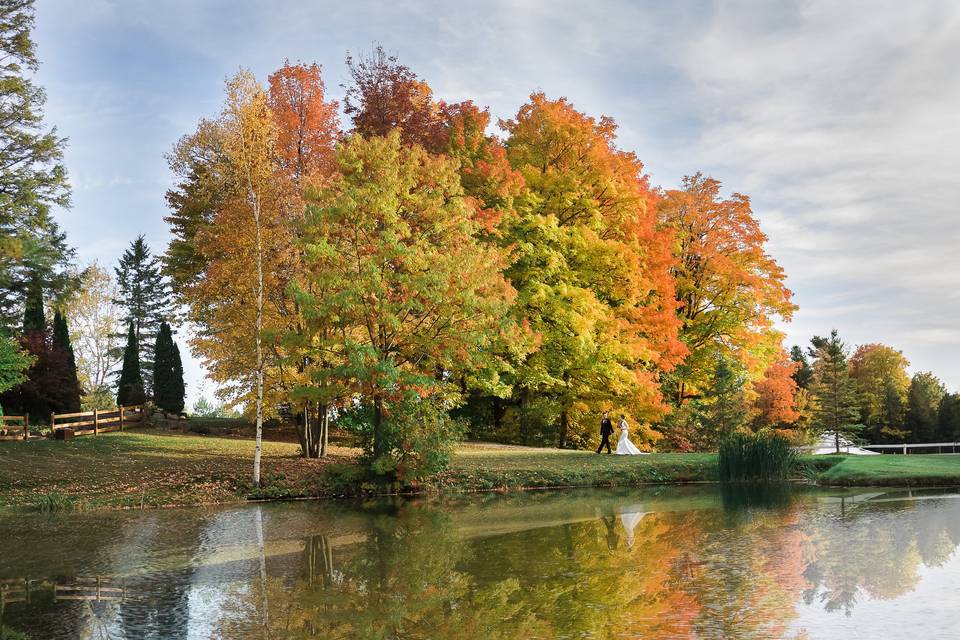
[718,432,797,482]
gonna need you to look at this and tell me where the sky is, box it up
[32,0,960,405]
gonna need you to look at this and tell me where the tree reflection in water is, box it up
[4,488,960,639]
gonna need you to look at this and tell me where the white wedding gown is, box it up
[615,423,645,455]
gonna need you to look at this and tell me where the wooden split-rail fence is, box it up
[0,414,31,440]
[50,404,144,436]
[0,405,144,440]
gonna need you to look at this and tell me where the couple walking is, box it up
[597,412,646,455]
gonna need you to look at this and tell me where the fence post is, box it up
[94,408,99,435]
[119,406,124,431]
[903,444,907,455]
[23,413,29,440]
[50,411,56,435]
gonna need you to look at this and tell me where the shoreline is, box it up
[3,429,960,514]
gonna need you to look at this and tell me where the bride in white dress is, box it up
[614,415,645,455]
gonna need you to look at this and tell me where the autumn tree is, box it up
[849,343,910,442]
[295,131,513,478]
[113,235,172,395]
[499,93,683,447]
[343,45,443,148]
[167,63,340,468]
[809,330,862,452]
[657,174,795,413]
[906,372,946,443]
[751,355,801,431]
[0,0,76,327]
[116,321,145,406]
[65,263,122,409]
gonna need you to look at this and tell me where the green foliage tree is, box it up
[152,321,185,414]
[0,0,76,326]
[809,330,862,453]
[116,321,145,406]
[937,393,960,442]
[0,330,32,404]
[113,235,172,394]
[906,372,946,443]
[295,131,512,479]
[52,309,81,412]
[849,343,909,442]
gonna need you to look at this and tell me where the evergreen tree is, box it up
[113,235,172,395]
[21,274,44,332]
[789,345,814,389]
[906,372,946,443]
[697,356,747,447]
[0,0,75,326]
[809,330,862,453]
[52,309,81,411]
[116,321,145,406]
[152,321,185,414]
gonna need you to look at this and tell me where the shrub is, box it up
[338,392,466,484]
[718,431,797,482]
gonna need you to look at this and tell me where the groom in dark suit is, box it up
[597,412,614,454]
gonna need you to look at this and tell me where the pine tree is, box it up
[52,309,80,411]
[113,235,172,395]
[152,321,185,414]
[698,356,747,447]
[0,0,75,326]
[116,321,145,406]
[809,330,862,453]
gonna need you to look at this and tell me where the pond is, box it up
[2,485,959,639]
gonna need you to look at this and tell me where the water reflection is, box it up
[2,487,960,638]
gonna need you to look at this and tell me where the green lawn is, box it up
[3,429,960,512]
[440,442,718,490]
[816,453,960,486]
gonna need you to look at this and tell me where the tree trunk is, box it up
[249,172,265,488]
[519,390,530,445]
[373,394,384,458]
[492,396,503,432]
[558,408,569,449]
[319,403,329,458]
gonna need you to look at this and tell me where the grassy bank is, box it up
[3,429,960,511]
[439,443,718,490]
[0,429,355,510]
[815,454,960,486]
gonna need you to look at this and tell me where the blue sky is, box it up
[33,0,960,404]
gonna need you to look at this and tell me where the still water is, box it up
[2,485,960,639]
